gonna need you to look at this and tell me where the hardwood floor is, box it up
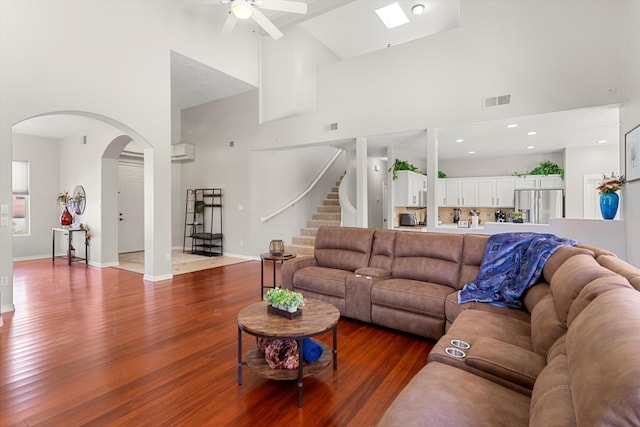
[1,259,434,426]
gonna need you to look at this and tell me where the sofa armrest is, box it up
[281,256,317,290]
[464,336,546,389]
[354,267,390,279]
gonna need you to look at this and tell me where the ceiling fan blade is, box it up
[258,0,307,14]
[221,12,238,35]
[251,8,283,39]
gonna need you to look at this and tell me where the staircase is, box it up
[288,178,342,256]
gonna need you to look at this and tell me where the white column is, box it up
[143,145,173,281]
[426,130,438,230]
[356,137,368,228]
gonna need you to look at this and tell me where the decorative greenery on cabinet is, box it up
[514,161,564,179]
[389,158,446,179]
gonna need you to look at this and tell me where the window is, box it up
[12,160,30,236]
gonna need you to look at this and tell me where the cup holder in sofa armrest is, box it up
[463,337,546,389]
[445,347,467,358]
[451,339,471,350]
[354,267,391,279]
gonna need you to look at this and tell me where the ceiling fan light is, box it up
[231,1,253,20]
[411,4,425,16]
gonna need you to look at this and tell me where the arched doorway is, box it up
[11,111,165,278]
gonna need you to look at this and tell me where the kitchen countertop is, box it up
[394,218,626,259]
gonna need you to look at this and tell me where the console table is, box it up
[52,227,89,265]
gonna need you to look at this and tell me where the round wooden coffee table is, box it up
[237,298,340,407]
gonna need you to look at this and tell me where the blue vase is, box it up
[599,192,619,220]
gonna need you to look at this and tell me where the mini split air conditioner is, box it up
[171,143,195,161]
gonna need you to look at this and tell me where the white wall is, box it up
[621,0,640,266]
[439,152,565,178]
[180,90,345,257]
[250,0,625,151]
[11,134,60,259]
[259,26,340,123]
[367,158,387,228]
[564,145,620,218]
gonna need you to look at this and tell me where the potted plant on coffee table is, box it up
[265,288,306,313]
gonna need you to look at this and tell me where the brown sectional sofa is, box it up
[281,226,640,425]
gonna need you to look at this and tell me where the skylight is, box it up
[375,2,409,29]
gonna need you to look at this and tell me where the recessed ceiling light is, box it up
[527,131,537,136]
[455,138,464,143]
[375,2,410,29]
[468,151,476,154]
[526,146,535,150]
[507,124,518,128]
[411,3,425,15]
[598,140,608,144]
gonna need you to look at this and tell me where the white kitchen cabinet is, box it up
[436,179,446,206]
[441,178,477,206]
[539,175,563,189]
[394,170,427,207]
[514,174,563,189]
[495,178,516,206]
[478,177,515,207]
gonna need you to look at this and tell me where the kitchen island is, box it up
[395,218,626,259]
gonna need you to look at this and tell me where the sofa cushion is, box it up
[567,288,640,426]
[566,275,633,326]
[530,294,565,357]
[314,226,375,271]
[391,232,463,288]
[446,310,533,350]
[378,362,530,427]
[529,354,575,427]
[292,266,351,298]
[458,234,489,290]
[522,282,551,313]
[549,253,616,326]
[542,245,594,283]
[464,336,546,390]
[596,254,640,291]
[371,278,450,319]
[546,334,567,363]
[368,230,396,271]
[445,292,531,326]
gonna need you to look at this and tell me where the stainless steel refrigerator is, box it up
[514,189,564,224]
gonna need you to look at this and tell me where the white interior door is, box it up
[118,163,145,253]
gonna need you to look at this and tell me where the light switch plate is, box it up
[0,217,8,227]
[0,204,8,214]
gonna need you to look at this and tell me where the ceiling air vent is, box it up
[483,94,511,108]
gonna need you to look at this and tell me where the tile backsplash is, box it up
[437,207,513,225]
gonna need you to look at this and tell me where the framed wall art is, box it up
[626,124,640,182]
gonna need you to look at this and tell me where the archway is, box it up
[11,111,166,280]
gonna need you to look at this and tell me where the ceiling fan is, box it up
[220,0,308,40]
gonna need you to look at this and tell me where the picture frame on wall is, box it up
[626,124,640,182]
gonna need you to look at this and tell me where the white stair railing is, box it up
[260,149,343,223]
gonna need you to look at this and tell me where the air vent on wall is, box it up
[483,94,511,108]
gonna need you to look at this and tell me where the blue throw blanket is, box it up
[458,233,577,308]
[302,338,323,363]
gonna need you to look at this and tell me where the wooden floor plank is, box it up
[1,259,433,426]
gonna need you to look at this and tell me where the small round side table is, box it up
[260,252,296,299]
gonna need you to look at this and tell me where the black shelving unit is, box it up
[183,188,223,256]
